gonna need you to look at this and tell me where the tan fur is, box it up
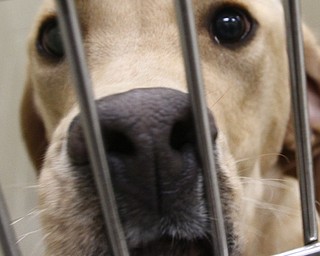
[21,0,320,255]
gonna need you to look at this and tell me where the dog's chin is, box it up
[129,237,212,256]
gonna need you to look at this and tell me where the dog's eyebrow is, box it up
[37,12,58,27]
[250,0,282,8]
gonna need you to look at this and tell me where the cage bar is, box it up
[0,0,319,256]
[54,1,129,255]
[283,0,319,246]
[0,184,22,256]
[275,243,320,256]
[175,0,229,255]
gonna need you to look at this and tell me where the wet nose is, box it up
[67,88,217,213]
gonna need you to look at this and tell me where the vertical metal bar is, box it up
[175,0,228,255]
[54,1,129,256]
[283,0,318,245]
[0,184,22,256]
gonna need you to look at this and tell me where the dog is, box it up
[20,0,320,255]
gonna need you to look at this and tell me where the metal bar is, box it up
[275,243,320,256]
[283,0,318,245]
[54,1,129,256]
[0,184,22,256]
[175,0,228,255]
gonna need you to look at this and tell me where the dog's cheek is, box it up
[39,160,111,255]
[215,134,245,254]
[38,126,109,255]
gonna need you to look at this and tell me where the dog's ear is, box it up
[304,26,320,134]
[304,26,320,211]
[20,78,48,175]
[282,25,320,209]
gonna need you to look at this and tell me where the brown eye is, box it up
[209,7,254,45]
[37,20,64,59]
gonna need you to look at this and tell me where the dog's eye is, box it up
[209,7,253,45]
[37,20,64,59]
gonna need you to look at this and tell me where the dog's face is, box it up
[21,0,320,255]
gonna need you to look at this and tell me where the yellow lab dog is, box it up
[21,0,320,255]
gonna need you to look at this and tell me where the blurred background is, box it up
[0,0,320,255]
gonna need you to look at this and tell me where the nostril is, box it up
[170,111,218,152]
[104,130,135,155]
[170,118,196,151]
[68,125,135,166]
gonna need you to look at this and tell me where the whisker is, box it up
[238,177,292,190]
[11,208,45,226]
[11,216,26,226]
[16,228,43,244]
[207,86,232,109]
[234,153,289,165]
[4,183,39,190]
[241,197,299,216]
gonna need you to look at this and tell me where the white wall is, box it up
[0,1,319,255]
[0,1,43,255]
[302,0,320,38]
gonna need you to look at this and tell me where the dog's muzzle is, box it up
[67,88,217,208]
[66,88,225,255]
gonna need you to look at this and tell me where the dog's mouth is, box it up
[129,237,212,256]
[74,162,239,256]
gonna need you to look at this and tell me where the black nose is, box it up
[67,88,217,213]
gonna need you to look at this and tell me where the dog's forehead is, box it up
[74,0,283,9]
[39,0,283,23]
